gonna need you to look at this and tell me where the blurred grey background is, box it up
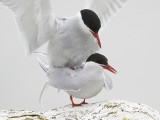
[0,0,160,111]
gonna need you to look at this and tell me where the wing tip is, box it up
[36,57,49,72]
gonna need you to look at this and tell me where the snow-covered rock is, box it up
[0,100,160,120]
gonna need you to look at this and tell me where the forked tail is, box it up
[36,56,50,108]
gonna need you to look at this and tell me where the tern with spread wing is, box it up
[37,53,117,107]
[0,0,128,68]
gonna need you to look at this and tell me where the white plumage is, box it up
[0,0,128,68]
[0,0,55,54]
[37,57,112,99]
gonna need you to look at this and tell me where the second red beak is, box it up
[102,65,117,74]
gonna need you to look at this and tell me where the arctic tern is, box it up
[0,0,128,68]
[37,53,117,107]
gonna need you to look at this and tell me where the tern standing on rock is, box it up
[0,0,128,68]
[37,53,117,107]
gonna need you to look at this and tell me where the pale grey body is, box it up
[0,0,128,68]
[66,63,105,99]
[48,14,99,68]
[37,58,112,99]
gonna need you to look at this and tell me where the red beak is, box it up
[101,65,117,74]
[90,30,101,48]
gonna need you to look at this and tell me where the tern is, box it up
[0,0,128,68]
[37,53,117,107]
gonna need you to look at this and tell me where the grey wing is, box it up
[37,57,83,91]
[47,64,106,91]
[48,68,83,91]
[0,0,58,55]
[84,0,129,30]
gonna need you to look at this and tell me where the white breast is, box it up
[66,62,104,99]
[47,62,111,99]
[47,14,99,68]
[66,77,104,99]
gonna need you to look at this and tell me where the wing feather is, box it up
[0,0,56,54]
[84,0,128,29]
[103,72,113,89]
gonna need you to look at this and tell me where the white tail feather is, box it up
[39,82,49,108]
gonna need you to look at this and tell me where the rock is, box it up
[0,100,160,120]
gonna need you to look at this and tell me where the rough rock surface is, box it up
[0,100,160,120]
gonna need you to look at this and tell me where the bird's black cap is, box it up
[86,53,108,66]
[81,9,101,33]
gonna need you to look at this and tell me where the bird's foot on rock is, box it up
[72,103,82,107]
[70,95,82,107]
[81,99,88,104]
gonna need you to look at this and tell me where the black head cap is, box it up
[86,53,108,66]
[81,9,101,33]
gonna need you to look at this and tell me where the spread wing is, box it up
[84,0,129,30]
[0,0,57,55]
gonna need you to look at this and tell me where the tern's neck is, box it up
[84,62,103,73]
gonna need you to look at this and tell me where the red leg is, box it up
[70,95,82,107]
[81,99,88,104]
